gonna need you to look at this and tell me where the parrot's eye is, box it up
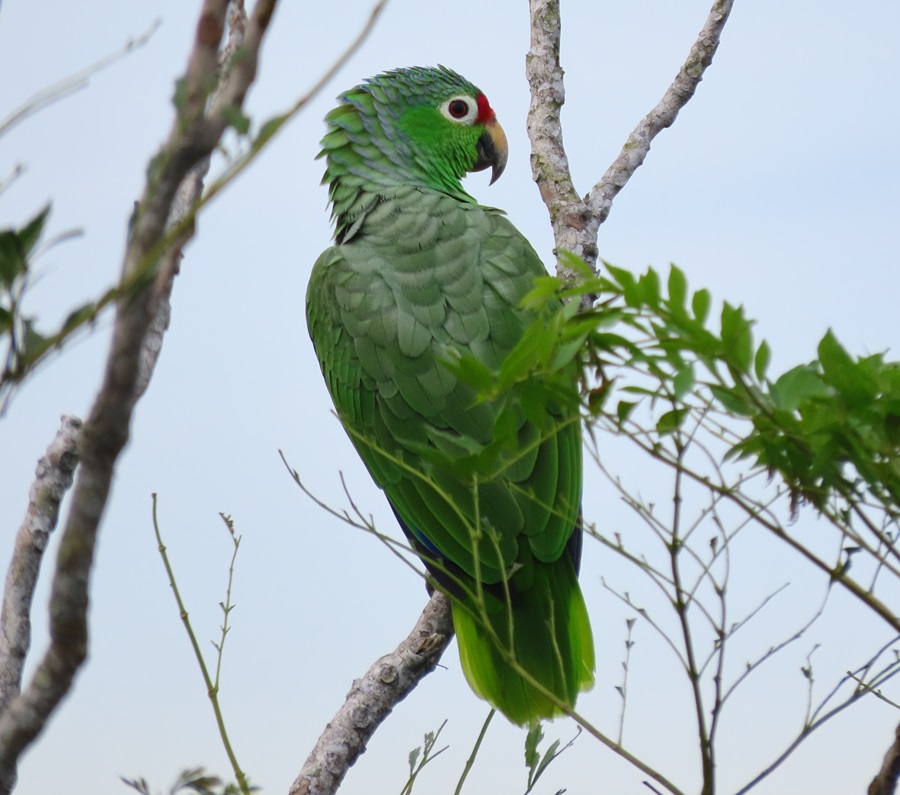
[448,100,469,118]
[440,95,478,125]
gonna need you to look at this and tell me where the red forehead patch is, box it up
[475,94,495,125]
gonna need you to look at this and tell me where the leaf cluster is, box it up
[436,272,591,478]
[0,203,106,407]
[0,205,52,385]
[494,256,900,525]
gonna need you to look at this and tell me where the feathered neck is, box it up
[319,67,481,242]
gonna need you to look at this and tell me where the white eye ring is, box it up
[439,95,478,125]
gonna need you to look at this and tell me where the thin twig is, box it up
[213,514,241,692]
[0,19,161,138]
[616,619,636,745]
[152,495,250,795]
[669,439,713,794]
[453,709,495,795]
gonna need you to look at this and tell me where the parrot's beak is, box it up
[472,119,508,185]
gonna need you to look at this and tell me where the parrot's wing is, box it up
[307,192,580,585]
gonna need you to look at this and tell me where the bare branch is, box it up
[135,0,249,398]
[526,0,735,276]
[0,2,281,791]
[587,0,734,226]
[525,0,598,270]
[0,163,25,197]
[0,416,81,717]
[290,592,454,795]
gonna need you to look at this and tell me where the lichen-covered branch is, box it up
[526,0,735,275]
[0,3,279,792]
[869,721,900,795]
[0,416,81,718]
[136,0,249,399]
[290,592,454,795]
[587,0,734,226]
[525,0,597,270]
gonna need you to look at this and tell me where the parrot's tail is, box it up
[451,554,595,725]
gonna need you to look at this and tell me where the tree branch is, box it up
[290,592,454,795]
[526,0,735,275]
[0,416,81,718]
[0,3,279,791]
[587,0,734,227]
[525,0,597,270]
[869,720,900,795]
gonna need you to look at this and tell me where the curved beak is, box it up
[471,119,508,185]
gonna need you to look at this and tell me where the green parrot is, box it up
[306,65,594,725]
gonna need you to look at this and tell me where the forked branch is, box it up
[526,0,735,273]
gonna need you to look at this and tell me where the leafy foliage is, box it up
[0,205,52,388]
[583,262,900,518]
[452,256,900,549]
[0,203,106,409]
[441,254,900,792]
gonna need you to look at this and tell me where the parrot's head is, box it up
[320,66,508,203]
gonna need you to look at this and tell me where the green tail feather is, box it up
[452,554,595,725]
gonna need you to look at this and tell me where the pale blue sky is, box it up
[1,2,899,794]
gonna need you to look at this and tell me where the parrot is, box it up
[306,65,594,725]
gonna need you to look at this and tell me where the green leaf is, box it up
[254,113,287,149]
[657,407,689,435]
[438,348,494,394]
[673,365,695,401]
[588,379,614,414]
[172,77,189,111]
[818,329,877,403]
[408,746,421,773]
[667,264,688,313]
[709,384,752,416]
[605,263,636,293]
[14,318,51,372]
[557,250,594,279]
[60,301,99,335]
[754,340,771,382]
[616,400,637,422]
[692,288,711,325]
[535,739,561,783]
[770,365,829,412]
[0,230,25,287]
[497,321,553,388]
[520,275,563,310]
[720,301,753,373]
[17,204,51,257]
[637,268,661,307]
[221,104,251,135]
[524,724,543,774]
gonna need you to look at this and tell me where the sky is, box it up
[1,1,899,794]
